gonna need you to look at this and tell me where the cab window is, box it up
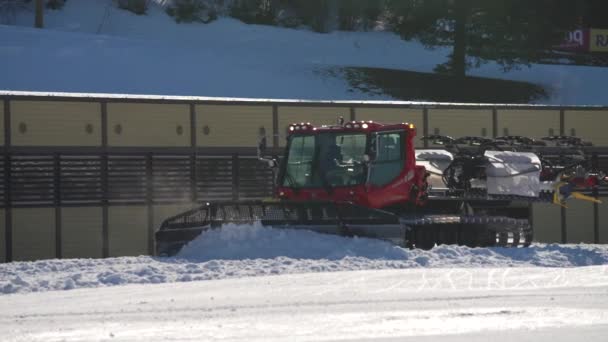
[284,135,315,186]
[369,132,404,186]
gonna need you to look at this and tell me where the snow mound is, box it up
[1,224,608,295]
[177,223,608,268]
[177,222,409,260]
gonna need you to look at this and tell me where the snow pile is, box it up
[0,0,607,104]
[1,223,608,295]
[177,222,409,260]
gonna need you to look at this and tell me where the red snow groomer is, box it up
[156,119,606,256]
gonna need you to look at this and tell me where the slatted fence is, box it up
[1,91,608,261]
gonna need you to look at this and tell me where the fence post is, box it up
[232,153,240,201]
[100,102,109,258]
[272,104,279,148]
[191,153,198,204]
[54,153,62,259]
[146,153,154,255]
[190,103,198,204]
[492,107,498,138]
[101,153,109,258]
[561,206,567,244]
[559,108,565,136]
[422,107,429,148]
[4,153,11,262]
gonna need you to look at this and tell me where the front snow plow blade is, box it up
[155,200,407,257]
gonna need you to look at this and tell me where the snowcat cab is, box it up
[275,121,428,210]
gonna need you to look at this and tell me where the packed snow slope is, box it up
[1,0,607,104]
[2,225,608,341]
[2,224,608,295]
[1,266,607,341]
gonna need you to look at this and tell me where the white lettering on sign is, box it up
[567,30,585,46]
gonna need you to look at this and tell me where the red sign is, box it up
[556,29,589,52]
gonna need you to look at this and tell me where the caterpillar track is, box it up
[404,214,532,249]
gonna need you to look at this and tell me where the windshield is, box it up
[282,132,367,188]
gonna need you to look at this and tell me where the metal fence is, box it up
[1,149,276,261]
[1,91,608,262]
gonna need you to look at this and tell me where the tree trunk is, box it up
[35,0,44,28]
[325,0,339,32]
[452,0,468,78]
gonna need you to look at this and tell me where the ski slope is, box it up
[0,0,607,104]
[1,225,608,341]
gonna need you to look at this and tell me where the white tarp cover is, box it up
[484,151,542,197]
[416,149,454,189]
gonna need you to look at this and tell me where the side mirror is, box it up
[257,136,278,169]
[363,154,374,163]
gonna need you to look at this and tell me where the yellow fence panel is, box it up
[108,206,148,257]
[564,110,608,146]
[196,105,272,147]
[497,109,559,138]
[11,101,100,146]
[428,109,492,139]
[12,208,55,261]
[61,207,103,259]
[531,204,562,243]
[278,106,351,147]
[355,107,424,147]
[600,201,608,244]
[565,201,594,243]
[108,103,190,147]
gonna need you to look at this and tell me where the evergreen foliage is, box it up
[167,0,218,23]
[46,0,65,10]
[385,0,579,77]
[117,0,148,15]
[229,0,274,25]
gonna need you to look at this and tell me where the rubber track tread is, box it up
[401,214,533,248]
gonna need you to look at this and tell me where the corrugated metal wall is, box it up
[1,93,607,262]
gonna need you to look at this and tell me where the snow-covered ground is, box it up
[1,2,608,340]
[1,264,607,341]
[2,224,608,295]
[1,225,608,341]
[0,0,606,104]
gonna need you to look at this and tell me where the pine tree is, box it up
[387,0,578,78]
